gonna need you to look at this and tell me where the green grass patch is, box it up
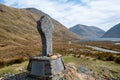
[63,55,80,63]
[63,55,120,79]
[0,61,28,74]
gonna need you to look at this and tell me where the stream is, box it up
[87,46,120,54]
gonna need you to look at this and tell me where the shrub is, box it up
[0,60,4,68]
[106,54,114,61]
[114,57,120,64]
[0,57,25,68]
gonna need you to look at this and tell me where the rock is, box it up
[77,66,93,75]
[37,16,54,56]
[63,63,80,80]
[63,63,98,80]
[2,63,99,80]
[0,77,4,80]
[50,55,58,59]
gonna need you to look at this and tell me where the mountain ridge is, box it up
[70,24,105,38]
[102,23,120,38]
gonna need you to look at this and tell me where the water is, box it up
[115,43,120,45]
[87,46,120,54]
[81,38,120,42]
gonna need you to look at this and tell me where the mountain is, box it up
[0,4,81,62]
[70,24,105,38]
[102,23,120,38]
[25,8,81,40]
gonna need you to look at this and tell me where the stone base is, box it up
[27,56,65,79]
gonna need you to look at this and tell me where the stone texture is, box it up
[51,57,65,75]
[31,61,45,76]
[37,16,54,56]
[27,56,65,78]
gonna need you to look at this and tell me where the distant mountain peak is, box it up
[25,8,47,16]
[102,23,120,38]
[70,24,105,38]
[76,24,85,26]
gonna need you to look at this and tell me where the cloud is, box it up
[1,0,120,31]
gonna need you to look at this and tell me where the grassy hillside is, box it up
[0,4,81,66]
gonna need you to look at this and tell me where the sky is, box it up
[0,0,120,31]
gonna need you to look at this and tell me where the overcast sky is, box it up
[0,0,120,31]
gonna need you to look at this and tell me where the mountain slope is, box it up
[102,23,120,38]
[25,8,81,40]
[70,24,105,38]
[0,4,81,62]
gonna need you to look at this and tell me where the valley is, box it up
[1,40,120,79]
[0,3,120,80]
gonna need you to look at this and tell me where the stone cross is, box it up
[37,16,54,56]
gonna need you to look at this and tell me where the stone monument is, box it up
[37,16,54,56]
[27,16,65,80]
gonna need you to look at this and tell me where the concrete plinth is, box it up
[27,56,65,79]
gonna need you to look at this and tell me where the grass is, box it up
[1,40,120,68]
[81,59,120,78]
[0,4,81,67]
[64,55,120,79]
[0,56,120,79]
[0,61,28,74]
[0,56,78,74]
[63,55,80,63]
